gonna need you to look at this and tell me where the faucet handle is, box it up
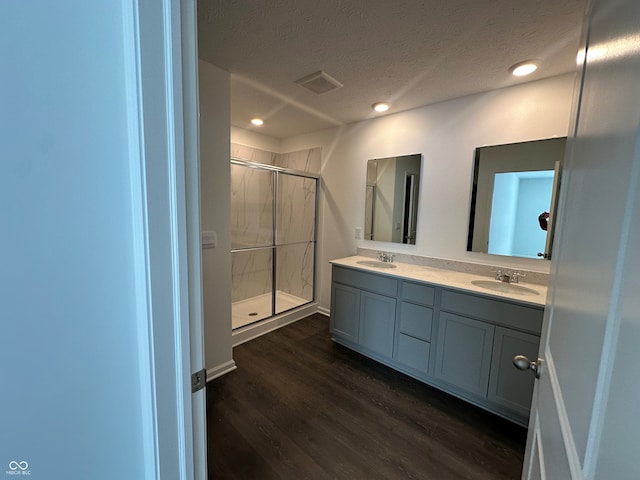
[510,271,525,283]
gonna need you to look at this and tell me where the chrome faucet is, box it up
[495,269,523,283]
[378,251,395,263]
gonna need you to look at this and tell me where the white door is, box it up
[134,0,207,478]
[180,1,208,478]
[522,0,640,478]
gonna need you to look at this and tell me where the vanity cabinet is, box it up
[435,288,543,419]
[330,264,544,426]
[330,266,397,359]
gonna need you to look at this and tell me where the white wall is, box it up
[1,3,148,478]
[231,125,283,153]
[281,74,575,310]
[199,60,235,378]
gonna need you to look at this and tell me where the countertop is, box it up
[330,256,547,307]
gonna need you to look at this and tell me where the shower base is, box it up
[232,290,309,330]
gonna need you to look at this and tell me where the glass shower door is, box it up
[230,164,274,328]
[230,160,317,329]
[275,173,316,314]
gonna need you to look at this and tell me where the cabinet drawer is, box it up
[401,281,435,306]
[332,266,398,297]
[399,302,433,341]
[440,289,543,334]
[397,334,430,375]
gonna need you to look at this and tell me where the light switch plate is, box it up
[202,230,217,248]
[355,227,362,239]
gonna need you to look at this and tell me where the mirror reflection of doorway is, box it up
[402,173,418,244]
[364,154,422,244]
[487,170,555,258]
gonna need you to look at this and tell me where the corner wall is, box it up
[199,60,235,378]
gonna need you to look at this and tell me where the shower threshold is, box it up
[232,290,310,330]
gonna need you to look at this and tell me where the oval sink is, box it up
[356,260,398,269]
[470,279,540,296]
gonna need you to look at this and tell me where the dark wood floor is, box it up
[207,314,526,479]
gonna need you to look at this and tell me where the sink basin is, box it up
[470,279,540,296]
[356,260,398,269]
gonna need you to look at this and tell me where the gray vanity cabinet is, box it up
[329,264,544,426]
[436,288,543,422]
[434,312,495,397]
[330,266,398,359]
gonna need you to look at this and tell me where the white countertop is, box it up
[330,256,547,307]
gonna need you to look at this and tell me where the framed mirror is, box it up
[467,138,566,260]
[364,153,422,244]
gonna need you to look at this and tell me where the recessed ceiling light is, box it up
[509,61,538,77]
[250,118,264,126]
[372,102,390,112]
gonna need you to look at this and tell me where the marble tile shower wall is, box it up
[231,248,272,303]
[230,163,273,249]
[230,162,273,303]
[276,242,314,303]
[231,143,319,305]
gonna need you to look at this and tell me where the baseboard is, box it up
[232,303,320,346]
[317,306,330,317]
[206,360,237,382]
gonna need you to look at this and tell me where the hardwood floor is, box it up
[207,314,526,479]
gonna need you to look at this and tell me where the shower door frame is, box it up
[230,158,319,327]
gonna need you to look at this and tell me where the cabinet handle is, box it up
[513,355,542,379]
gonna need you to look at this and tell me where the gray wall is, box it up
[3,3,152,477]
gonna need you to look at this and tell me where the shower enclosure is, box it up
[230,159,317,329]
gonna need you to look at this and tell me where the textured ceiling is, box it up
[197,0,587,139]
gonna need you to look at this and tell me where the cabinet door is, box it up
[359,291,396,358]
[487,326,540,417]
[330,283,360,342]
[434,312,495,397]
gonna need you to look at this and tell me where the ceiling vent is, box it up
[295,71,343,95]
